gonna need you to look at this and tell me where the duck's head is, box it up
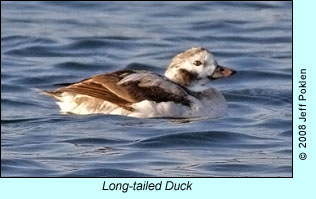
[164,47,236,89]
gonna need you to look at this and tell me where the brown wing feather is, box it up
[48,70,191,111]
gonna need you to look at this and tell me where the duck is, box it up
[43,47,236,118]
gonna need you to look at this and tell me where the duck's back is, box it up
[43,70,201,117]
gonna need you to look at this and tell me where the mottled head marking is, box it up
[164,47,236,90]
[169,47,208,68]
[164,47,216,87]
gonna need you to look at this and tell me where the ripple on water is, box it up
[1,1,292,177]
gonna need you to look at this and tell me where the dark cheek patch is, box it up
[178,69,198,86]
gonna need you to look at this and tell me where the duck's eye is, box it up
[193,60,202,66]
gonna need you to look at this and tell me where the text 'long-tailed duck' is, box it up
[43,47,236,118]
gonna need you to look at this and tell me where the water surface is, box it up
[1,1,292,177]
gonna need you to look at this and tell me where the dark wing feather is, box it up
[48,70,191,110]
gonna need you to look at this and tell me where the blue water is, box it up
[1,1,292,177]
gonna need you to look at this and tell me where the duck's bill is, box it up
[208,65,236,80]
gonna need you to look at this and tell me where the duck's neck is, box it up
[165,76,209,94]
[188,81,209,92]
[165,69,199,87]
[165,69,211,92]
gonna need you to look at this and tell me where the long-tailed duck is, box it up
[43,47,236,118]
